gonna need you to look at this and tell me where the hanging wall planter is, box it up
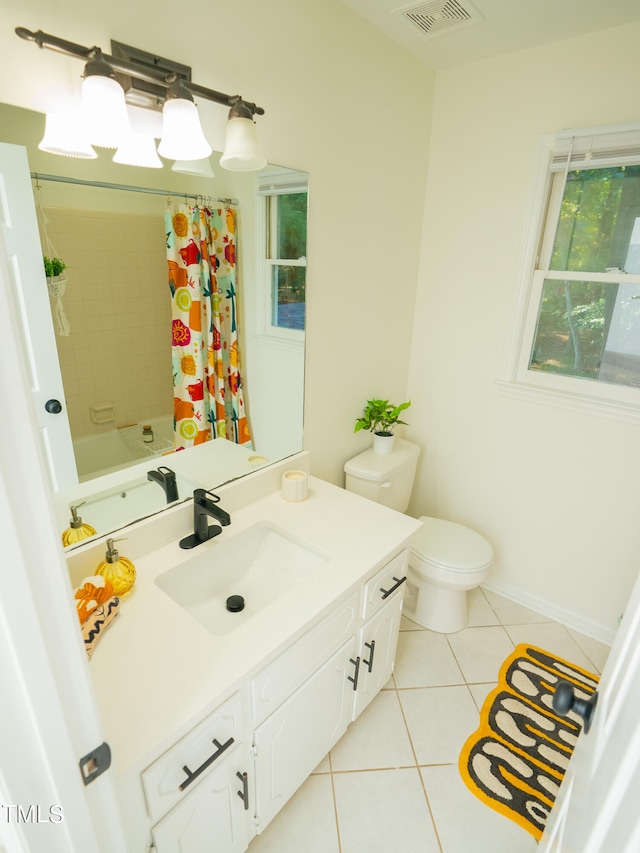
[44,255,67,280]
[43,255,70,336]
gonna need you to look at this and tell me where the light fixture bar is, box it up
[15,27,265,116]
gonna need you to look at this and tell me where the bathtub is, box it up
[74,414,175,482]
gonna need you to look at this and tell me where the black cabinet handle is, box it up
[363,640,376,673]
[348,656,361,691]
[178,736,235,791]
[553,681,599,734]
[380,575,407,600]
[236,771,249,810]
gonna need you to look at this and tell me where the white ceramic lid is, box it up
[343,438,420,483]
[411,516,493,571]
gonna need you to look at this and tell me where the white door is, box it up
[0,143,127,851]
[0,142,77,491]
[539,567,640,852]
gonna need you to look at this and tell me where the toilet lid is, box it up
[411,516,493,572]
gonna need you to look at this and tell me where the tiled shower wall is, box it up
[43,207,173,439]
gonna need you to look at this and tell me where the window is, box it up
[506,124,640,420]
[258,169,308,341]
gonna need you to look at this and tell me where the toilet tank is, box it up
[344,438,420,512]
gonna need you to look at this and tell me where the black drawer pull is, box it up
[380,575,407,600]
[178,736,235,791]
[363,640,376,673]
[236,771,249,810]
[348,656,361,691]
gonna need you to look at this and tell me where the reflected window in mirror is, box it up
[258,169,308,341]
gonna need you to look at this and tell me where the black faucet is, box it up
[147,466,179,504]
[179,489,231,549]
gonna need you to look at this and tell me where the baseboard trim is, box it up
[482,578,616,646]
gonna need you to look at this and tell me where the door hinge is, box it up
[250,744,258,759]
[79,742,111,786]
[252,815,260,830]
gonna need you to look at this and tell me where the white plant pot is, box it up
[373,432,394,454]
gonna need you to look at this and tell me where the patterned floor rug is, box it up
[458,643,599,840]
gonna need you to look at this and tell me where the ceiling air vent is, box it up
[398,0,483,41]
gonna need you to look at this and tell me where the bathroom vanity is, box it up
[66,454,421,851]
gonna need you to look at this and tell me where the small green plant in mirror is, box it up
[354,398,411,436]
[43,256,66,277]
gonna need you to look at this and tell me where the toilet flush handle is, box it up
[380,481,392,488]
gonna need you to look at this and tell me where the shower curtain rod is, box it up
[30,172,238,205]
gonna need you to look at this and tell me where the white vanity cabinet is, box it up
[249,550,409,836]
[353,593,404,718]
[143,692,250,853]
[150,750,250,853]
[253,637,358,830]
[353,552,407,718]
[134,548,410,852]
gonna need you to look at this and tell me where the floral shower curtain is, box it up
[165,202,252,451]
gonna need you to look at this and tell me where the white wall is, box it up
[407,21,640,638]
[0,0,435,485]
[7,0,632,638]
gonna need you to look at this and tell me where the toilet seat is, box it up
[410,516,493,575]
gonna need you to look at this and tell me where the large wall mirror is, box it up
[0,102,306,542]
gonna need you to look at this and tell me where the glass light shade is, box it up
[38,112,97,159]
[220,116,267,172]
[82,74,131,148]
[113,132,163,168]
[158,99,212,161]
[171,157,214,178]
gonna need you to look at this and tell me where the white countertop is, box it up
[87,475,421,778]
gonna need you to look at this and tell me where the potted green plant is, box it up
[43,255,67,280]
[354,398,410,454]
[43,255,71,336]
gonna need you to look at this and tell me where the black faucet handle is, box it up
[148,466,179,504]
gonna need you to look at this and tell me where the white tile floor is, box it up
[247,587,610,853]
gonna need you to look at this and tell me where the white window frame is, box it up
[256,169,308,348]
[499,122,640,424]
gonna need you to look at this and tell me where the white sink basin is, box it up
[154,522,331,636]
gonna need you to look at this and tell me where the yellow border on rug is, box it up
[458,643,599,840]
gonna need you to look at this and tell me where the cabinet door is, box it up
[353,591,404,719]
[254,637,357,832]
[150,751,249,853]
[142,692,243,823]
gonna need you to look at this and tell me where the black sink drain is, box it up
[226,594,245,612]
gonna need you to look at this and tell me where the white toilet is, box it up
[344,438,494,633]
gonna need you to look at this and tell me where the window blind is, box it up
[258,169,308,195]
[551,122,640,171]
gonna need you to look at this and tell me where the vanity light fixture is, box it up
[38,111,97,159]
[15,27,266,171]
[220,99,267,172]
[113,130,163,169]
[157,78,212,162]
[171,157,215,179]
[82,49,132,148]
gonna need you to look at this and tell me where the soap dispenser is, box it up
[61,503,97,547]
[95,538,136,596]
